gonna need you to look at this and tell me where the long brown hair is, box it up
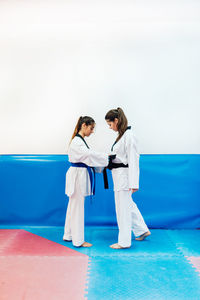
[71,116,95,141]
[105,107,128,142]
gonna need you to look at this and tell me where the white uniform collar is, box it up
[111,126,131,151]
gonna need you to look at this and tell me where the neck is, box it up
[78,131,85,138]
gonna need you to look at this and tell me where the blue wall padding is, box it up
[0,155,199,228]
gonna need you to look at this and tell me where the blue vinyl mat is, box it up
[1,155,200,229]
[3,226,200,299]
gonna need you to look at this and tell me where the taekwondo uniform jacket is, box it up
[65,135,108,197]
[111,127,140,191]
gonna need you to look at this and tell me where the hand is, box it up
[107,161,113,170]
[108,154,116,162]
[129,188,138,194]
[107,154,116,170]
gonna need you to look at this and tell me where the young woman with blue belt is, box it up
[63,116,108,248]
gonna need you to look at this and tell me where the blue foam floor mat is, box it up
[166,230,200,257]
[87,256,200,300]
[23,227,178,257]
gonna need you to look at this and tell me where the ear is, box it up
[114,118,118,124]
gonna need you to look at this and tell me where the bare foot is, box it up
[135,231,151,241]
[81,242,93,247]
[110,243,130,249]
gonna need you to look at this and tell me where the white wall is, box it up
[0,0,199,154]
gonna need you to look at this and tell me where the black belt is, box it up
[103,160,128,189]
[108,162,128,169]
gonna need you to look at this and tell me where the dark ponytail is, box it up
[71,116,95,141]
[105,107,128,142]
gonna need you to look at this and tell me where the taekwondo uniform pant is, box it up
[63,189,85,247]
[115,190,149,248]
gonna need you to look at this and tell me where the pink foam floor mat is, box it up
[0,230,89,300]
[187,256,200,276]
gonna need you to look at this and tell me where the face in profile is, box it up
[83,124,95,137]
[106,118,118,132]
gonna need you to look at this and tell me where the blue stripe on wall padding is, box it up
[0,155,199,228]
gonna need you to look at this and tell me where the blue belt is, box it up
[70,162,95,195]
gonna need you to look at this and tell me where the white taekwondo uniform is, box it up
[111,126,149,247]
[63,134,108,247]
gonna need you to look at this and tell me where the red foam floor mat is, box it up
[0,230,89,300]
[0,229,85,256]
[187,256,200,276]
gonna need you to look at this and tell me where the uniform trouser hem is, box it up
[73,241,84,247]
[63,235,72,240]
[118,242,131,248]
[134,229,149,237]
